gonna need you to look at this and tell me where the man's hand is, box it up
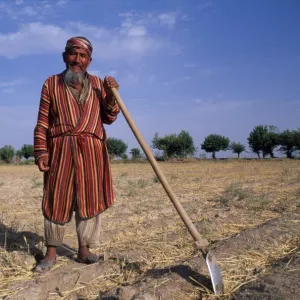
[104,76,119,90]
[37,154,50,172]
[103,76,119,105]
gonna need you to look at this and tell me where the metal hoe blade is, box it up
[206,252,224,294]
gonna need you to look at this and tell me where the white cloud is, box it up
[0,21,166,61]
[191,98,252,111]
[118,12,140,18]
[108,70,118,77]
[0,0,70,21]
[21,5,38,16]
[0,23,69,58]
[0,78,31,94]
[119,18,147,37]
[128,26,147,37]
[57,0,68,6]
[198,1,214,12]
[89,69,118,77]
[88,70,101,77]
[0,78,31,88]
[180,14,190,21]
[118,10,189,31]
[158,12,177,29]
[122,73,139,85]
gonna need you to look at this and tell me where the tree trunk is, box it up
[212,152,216,159]
[238,153,240,159]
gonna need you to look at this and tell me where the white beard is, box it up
[64,69,84,85]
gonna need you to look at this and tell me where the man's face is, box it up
[63,48,92,73]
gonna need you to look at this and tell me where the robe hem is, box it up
[42,206,111,226]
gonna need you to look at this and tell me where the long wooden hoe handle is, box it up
[111,88,209,253]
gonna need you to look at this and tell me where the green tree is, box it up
[0,145,15,163]
[151,130,196,160]
[121,153,128,160]
[295,129,300,150]
[201,134,230,159]
[130,148,142,160]
[247,125,279,158]
[21,144,34,159]
[230,142,246,159]
[106,137,127,159]
[16,149,23,159]
[278,130,299,158]
[177,130,196,157]
[152,132,175,160]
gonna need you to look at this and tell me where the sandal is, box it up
[33,259,56,273]
[76,253,100,264]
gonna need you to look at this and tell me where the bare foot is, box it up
[42,246,57,262]
[78,245,91,257]
[34,246,57,273]
[77,246,99,264]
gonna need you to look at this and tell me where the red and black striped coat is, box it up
[34,73,120,224]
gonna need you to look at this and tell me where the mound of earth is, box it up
[232,249,300,300]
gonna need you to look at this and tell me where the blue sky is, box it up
[0,0,299,157]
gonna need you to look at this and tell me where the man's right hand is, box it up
[37,154,50,172]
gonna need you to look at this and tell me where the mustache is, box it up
[68,62,83,68]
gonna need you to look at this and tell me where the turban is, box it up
[65,36,93,56]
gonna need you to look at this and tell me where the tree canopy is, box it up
[201,134,230,159]
[278,129,300,158]
[20,144,34,159]
[247,125,279,158]
[230,142,246,159]
[0,145,15,163]
[151,130,196,160]
[106,138,128,159]
[130,148,142,160]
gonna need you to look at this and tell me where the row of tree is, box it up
[1,125,300,163]
[108,125,300,160]
[247,126,300,159]
[0,144,33,163]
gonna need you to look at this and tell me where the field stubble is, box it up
[0,159,299,299]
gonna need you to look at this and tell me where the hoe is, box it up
[111,88,224,295]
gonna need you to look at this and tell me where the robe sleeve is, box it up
[34,80,51,163]
[100,79,120,125]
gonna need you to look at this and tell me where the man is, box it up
[33,36,120,272]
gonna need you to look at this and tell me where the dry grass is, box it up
[0,159,300,299]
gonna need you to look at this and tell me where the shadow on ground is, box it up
[144,264,213,290]
[0,222,77,263]
[100,263,213,299]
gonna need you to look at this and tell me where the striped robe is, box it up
[34,73,120,224]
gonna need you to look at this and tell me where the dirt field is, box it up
[0,159,299,300]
